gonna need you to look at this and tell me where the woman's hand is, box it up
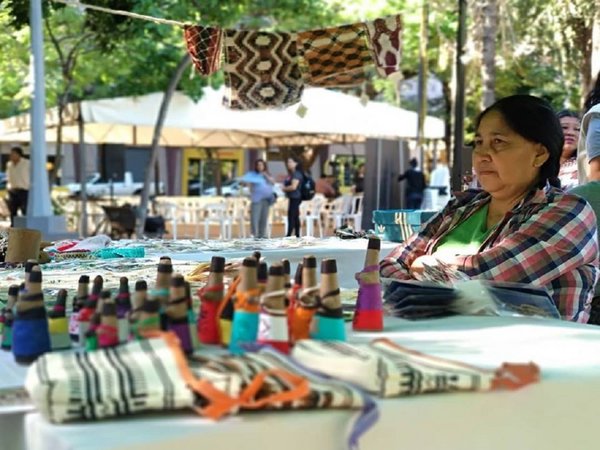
[409,255,439,278]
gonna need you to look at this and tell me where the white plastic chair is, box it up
[343,194,364,231]
[300,197,324,237]
[198,203,232,240]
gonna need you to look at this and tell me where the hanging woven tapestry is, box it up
[223,30,304,110]
[297,23,372,87]
[184,25,223,76]
[365,15,403,78]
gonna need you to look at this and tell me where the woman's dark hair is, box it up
[254,158,267,172]
[475,94,563,189]
[584,71,600,113]
[556,109,580,120]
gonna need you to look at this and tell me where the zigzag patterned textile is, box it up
[184,25,223,76]
[223,30,304,110]
[365,15,403,78]
[297,23,372,87]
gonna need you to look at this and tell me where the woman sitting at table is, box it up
[380,95,599,322]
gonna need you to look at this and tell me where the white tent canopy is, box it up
[0,86,445,147]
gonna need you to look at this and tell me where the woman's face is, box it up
[473,110,549,201]
[256,160,266,172]
[286,158,297,171]
[559,116,580,159]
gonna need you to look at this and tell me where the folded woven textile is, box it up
[383,279,561,320]
[292,339,540,397]
[223,29,304,110]
[193,347,378,450]
[24,332,307,424]
[24,332,377,449]
[297,23,372,87]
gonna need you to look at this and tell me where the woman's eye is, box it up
[492,138,505,145]
[474,139,483,146]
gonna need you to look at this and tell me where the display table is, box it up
[0,350,33,450]
[21,315,600,450]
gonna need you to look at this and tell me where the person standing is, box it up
[281,156,303,237]
[429,154,451,209]
[352,163,365,194]
[244,159,275,239]
[398,157,426,209]
[556,110,580,190]
[6,146,30,226]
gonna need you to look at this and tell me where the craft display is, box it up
[77,275,103,343]
[0,285,18,350]
[68,275,88,342]
[166,274,194,354]
[364,15,402,78]
[183,25,223,76]
[292,339,540,396]
[115,277,132,343]
[48,289,71,350]
[229,257,261,355]
[257,264,290,353]
[353,237,383,331]
[287,262,303,329]
[223,29,304,110]
[257,261,268,294]
[129,280,147,326]
[197,256,225,345]
[12,266,51,364]
[310,259,346,341]
[297,23,371,87]
[290,257,318,342]
[97,291,119,349]
[185,281,200,352]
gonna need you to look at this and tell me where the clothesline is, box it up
[52,0,187,27]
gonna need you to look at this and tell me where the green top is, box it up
[570,182,600,295]
[435,203,493,256]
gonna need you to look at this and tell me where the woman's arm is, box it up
[282,178,299,192]
[586,116,600,181]
[449,195,598,319]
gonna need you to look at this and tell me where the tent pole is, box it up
[78,105,88,237]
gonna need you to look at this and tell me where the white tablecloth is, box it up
[22,315,600,450]
[0,350,34,450]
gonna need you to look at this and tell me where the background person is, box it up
[578,71,600,183]
[429,154,451,209]
[281,156,303,237]
[352,163,365,194]
[381,95,598,322]
[398,157,426,209]
[243,159,275,239]
[557,109,580,190]
[6,146,30,226]
[315,174,336,199]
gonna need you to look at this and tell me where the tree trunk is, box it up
[416,0,429,161]
[480,0,498,109]
[136,53,192,238]
[593,11,600,83]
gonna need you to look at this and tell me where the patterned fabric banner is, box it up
[184,25,223,76]
[365,15,402,78]
[297,23,372,87]
[223,30,304,110]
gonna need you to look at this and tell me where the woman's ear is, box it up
[533,144,550,168]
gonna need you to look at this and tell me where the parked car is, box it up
[66,172,164,197]
[202,178,284,198]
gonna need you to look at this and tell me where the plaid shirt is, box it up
[380,187,599,322]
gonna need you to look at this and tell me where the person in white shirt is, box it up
[6,146,30,226]
[429,154,451,209]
